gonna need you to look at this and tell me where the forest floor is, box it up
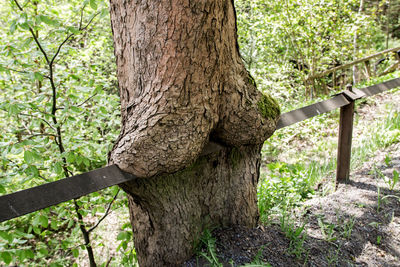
[185,89,400,267]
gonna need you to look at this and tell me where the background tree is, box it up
[108,0,280,265]
[235,0,383,102]
[0,1,134,265]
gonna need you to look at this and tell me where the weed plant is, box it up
[259,73,400,223]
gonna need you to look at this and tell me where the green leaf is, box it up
[70,74,80,80]
[100,8,108,19]
[83,157,90,167]
[9,20,17,34]
[90,0,98,10]
[0,184,5,194]
[66,152,75,163]
[117,231,130,241]
[21,37,33,48]
[34,72,44,81]
[99,106,107,114]
[33,226,41,235]
[51,220,58,230]
[39,215,49,228]
[1,251,12,265]
[8,104,20,115]
[67,116,77,122]
[0,231,13,243]
[25,249,34,259]
[16,249,26,261]
[26,165,39,177]
[94,85,103,94]
[67,219,74,228]
[24,150,35,164]
[393,170,399,185]
[39,248,49,256]
[67,26,79,34]
[19,22,30,30]
[38,15,59,26]
[72,248,79,258]
[32,214,41,227]
[70,106,80,113]
[54,162,63,175]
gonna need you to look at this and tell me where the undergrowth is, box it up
[258,73,400,223]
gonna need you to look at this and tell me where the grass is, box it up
[197,229,223,267]
[279,211,308,259]
[258,74,400,222]
[196,230,273,267]
[195,75,400,266]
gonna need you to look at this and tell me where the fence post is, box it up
[336,85,365,184]
[336,100,354,183]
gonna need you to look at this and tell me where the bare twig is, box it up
[50,33,74,66]
[78,3,86,30]
[105,257,113,267]
[19,113,57,132]
[12,0,51,64]
[11,2,99,265]
[80,12,100,31]
[1,66,30,75]
[88,189,120,233]
[77,93,97,107]
[73,199,97,267]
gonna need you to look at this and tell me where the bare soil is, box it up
[184,90,400,267]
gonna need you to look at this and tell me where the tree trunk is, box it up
[121,144,262,266]
[109,0,280,265]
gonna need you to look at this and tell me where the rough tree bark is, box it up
[109,0,280,266]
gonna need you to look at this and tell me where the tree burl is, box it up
[109,0,280,265]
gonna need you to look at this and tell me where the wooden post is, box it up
[336,85,355,184]
[364,60,372,80]
[332,71,336,90]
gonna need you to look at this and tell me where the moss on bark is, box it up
[257,93,281,120]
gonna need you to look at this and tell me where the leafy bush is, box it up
[258,162,315,222]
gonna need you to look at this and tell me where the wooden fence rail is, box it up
[1,78,400,223]
[310,46,400,79]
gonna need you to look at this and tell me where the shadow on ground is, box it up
[184,146,400,267]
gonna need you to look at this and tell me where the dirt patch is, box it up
[184,143,400,267]
[184,89,400,267]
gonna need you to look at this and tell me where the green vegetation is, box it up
[257,93,281,120]
[1,0,400,265]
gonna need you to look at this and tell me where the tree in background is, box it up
[0,1,134,266]
[236,0,383,102]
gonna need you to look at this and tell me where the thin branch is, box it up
[77,93,97,107]
[18,113,57,132]
[88,189,120,233]
[11,2,97,265]
[1,66,30,75]
[79,12,100,31]
[78,4,86,30]
[50,33,74,66]
[37,172,49,182]
[11,0,23,11]
[105,257,113,267]
[17,133,58,144]
[74,199,97,267]
[12,0,50,64]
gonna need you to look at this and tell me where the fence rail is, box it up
[1,78,400,223]
[311,46,400,79]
